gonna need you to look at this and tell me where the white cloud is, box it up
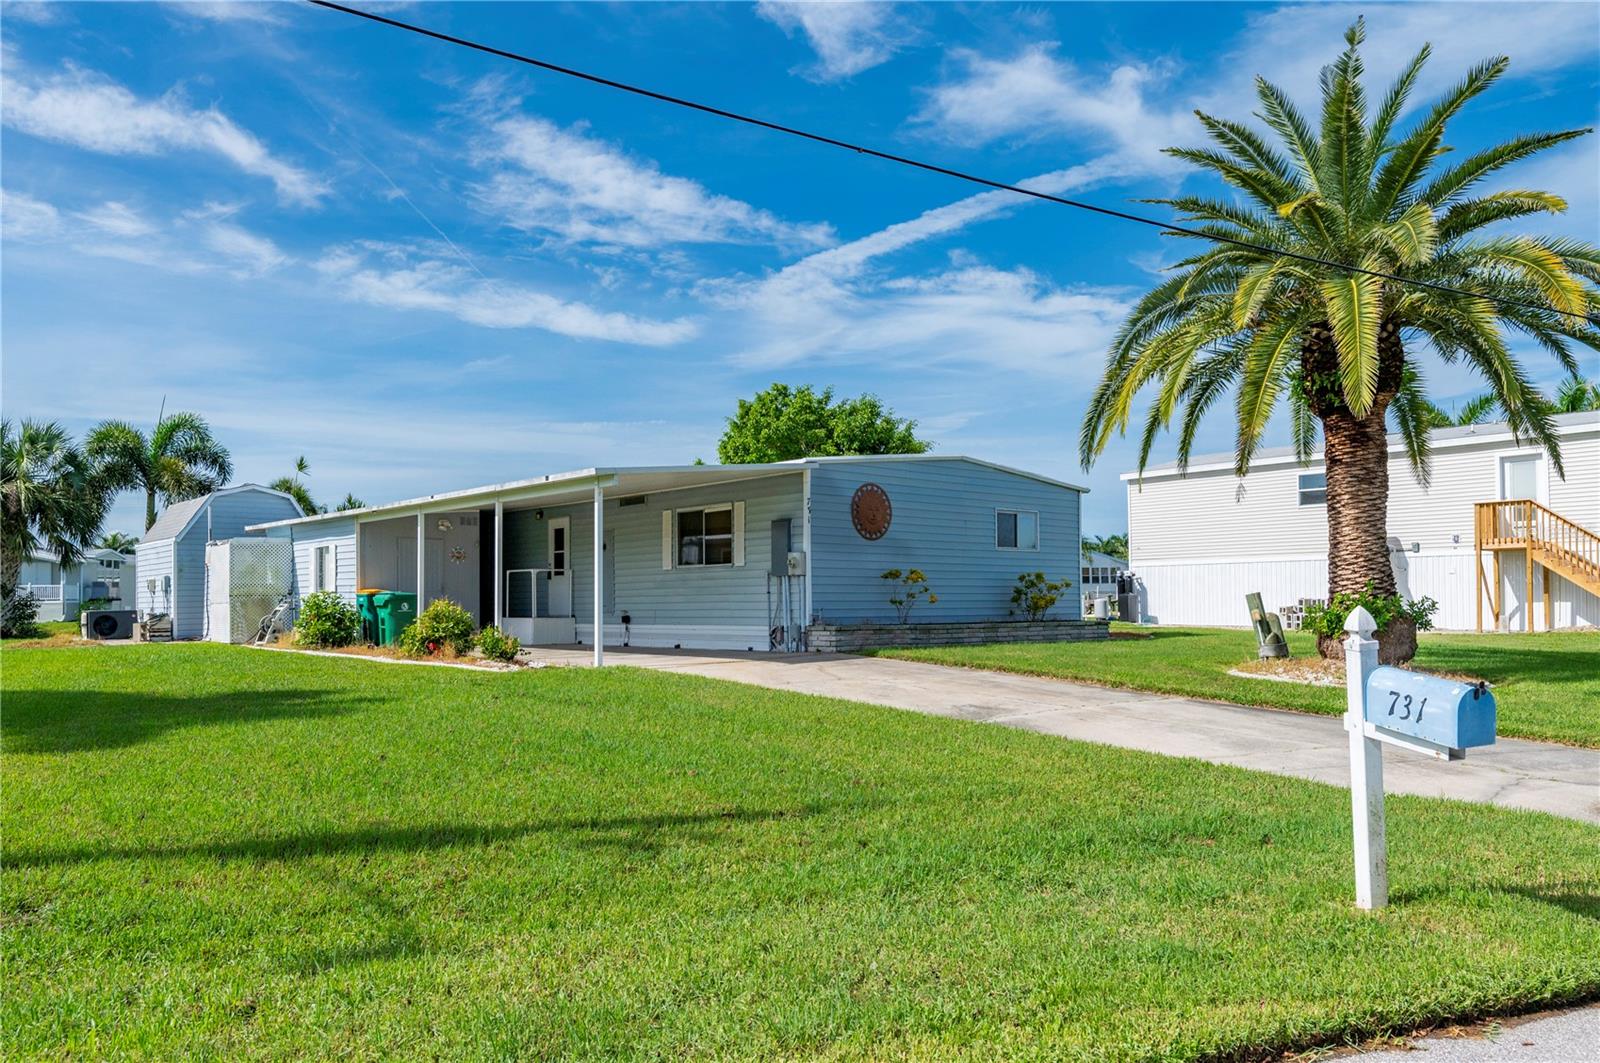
[74,201,156,238]
[203,221,289,275]
[472,115,833,251]
[915,45,1189,172]
[756,1,915,81]
[163,2,290,25]
[0,2,66,26]
[0,188,61,239]
[316,243,698,345]
[1220,3,1600,116]
[1,63,326,205]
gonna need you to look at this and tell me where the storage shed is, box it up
[134,484,303,639]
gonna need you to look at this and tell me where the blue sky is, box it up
[3,0,1597,539]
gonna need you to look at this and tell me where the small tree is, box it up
[270,456,319,516]
[719,384,930,463]
[87,411,232,531]
[881,568,935,624]
[97,530,140,554]
[3,419,111,636]
[1011,572,1071,621]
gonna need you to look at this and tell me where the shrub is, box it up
[1302,583,1438,639]
[1010,572,1071,621]
[476,625,521,662]
[294,591,360,647]
[1,588,44,639]
[881,568,936,624]
[399,598,477,657]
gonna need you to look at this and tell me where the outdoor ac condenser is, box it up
[81,609,135,640]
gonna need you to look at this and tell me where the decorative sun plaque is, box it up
[850,483,892,540]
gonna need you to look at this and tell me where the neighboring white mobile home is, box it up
[134,485,303,639]
[1124,411,1599,632]
[16,548,135,622]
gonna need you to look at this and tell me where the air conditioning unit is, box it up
[81,609,136,640]
[786,551,806,576]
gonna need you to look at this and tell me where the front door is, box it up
[548,517,572,617]
[1499,455,1542,503]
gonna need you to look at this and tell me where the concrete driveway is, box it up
[524,646,1600,823]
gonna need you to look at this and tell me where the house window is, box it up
[996,510,1039,551]
[678,506,734,566]
[1298,472,1327,506]
[314,545,336,592]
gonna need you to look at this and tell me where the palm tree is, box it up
[1080,20,1599,661]
[269,455,319,516]
[1550,374,1600,412]
[97,530,141,555]
[2,420,110,633]
[335,492,367,512]
[1084,533,1129,560]
[87,412,234,531]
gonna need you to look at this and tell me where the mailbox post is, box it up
[1342,606,1497,910]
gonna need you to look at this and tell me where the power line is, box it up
[307,0,1598,327]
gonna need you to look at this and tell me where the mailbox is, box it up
[1364,666,1495,751]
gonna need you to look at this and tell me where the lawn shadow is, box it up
[6,805,831,871]
[1391,880,1600,921]
[1,687,368,755]
[1417,642,1600,688]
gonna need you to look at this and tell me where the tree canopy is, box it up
[87,412,233,531]
[717,384,931,464]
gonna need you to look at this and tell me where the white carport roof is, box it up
[246,455,1088,532]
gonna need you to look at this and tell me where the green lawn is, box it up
[4,643,1598,1060]
[871,625,1600,748]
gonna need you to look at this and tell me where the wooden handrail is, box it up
[1475,498,1600,574]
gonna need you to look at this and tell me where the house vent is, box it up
[619,496,648,507]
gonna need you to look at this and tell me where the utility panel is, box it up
[770,518,792,576]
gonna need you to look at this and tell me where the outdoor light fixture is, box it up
[436,517,453,533]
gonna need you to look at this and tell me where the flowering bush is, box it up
[881,568,936,624]
[476,625,521,662]
[1010,572,1071,621]
[398,598,477,657]
[294,591,360,647]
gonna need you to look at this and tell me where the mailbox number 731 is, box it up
[1387,691,1426,722]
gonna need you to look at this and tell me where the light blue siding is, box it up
[136,486,302,639]
[503,474,804,647]
[809,459,1082,624]
[282,517,358,605]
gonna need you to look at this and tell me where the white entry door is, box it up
[548,517,572,617]
[1499,455,1543,504]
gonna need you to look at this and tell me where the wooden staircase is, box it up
[1475,499,1600,631]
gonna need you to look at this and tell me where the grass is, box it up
[1,620,78,647]
[870,625,1600,748]
[4,642,1599,1060]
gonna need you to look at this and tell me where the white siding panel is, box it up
[1135,557,1326,628]
[1129,419,1599,631]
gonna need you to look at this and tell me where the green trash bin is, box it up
[372,591,418,647]
[356,591,380,645]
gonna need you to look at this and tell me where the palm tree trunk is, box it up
[1322,404,1395,598]
[145,488,157,531]
[1305,318,1415,663]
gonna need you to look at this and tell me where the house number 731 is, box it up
[1387,691,1427,721]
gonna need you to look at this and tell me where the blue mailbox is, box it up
[1364,666,1496,751]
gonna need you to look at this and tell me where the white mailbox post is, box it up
[1343,606,1497,910]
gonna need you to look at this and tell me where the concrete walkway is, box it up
[523,647,1600,823]
[1345,1004,1599,1061]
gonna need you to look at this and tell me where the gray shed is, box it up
[134,484,303,639]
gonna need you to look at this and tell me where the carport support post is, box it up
[1344,606,1386,910]
[493,500,504,629]
[416,512,426,612]
[593,484,604,667]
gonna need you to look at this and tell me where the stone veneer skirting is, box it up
[807,619,1110,652]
